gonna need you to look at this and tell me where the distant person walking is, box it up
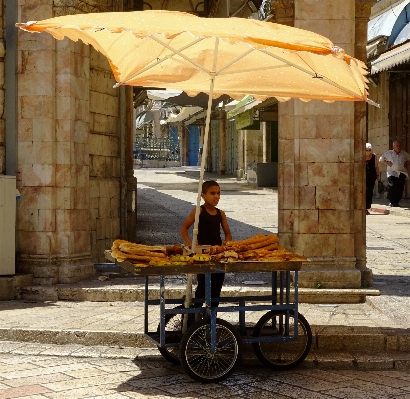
[379,140,410,207]
[365,143,380,215]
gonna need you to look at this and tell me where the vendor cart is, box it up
[105,251,312,383]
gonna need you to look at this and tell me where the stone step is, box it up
[20,282,379,304]
[1,340,409,371]
[1,324,409,367]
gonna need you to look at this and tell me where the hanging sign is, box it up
[235,109,254,129]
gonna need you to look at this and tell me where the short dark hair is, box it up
[202,180,219,194]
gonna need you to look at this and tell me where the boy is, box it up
[180,180,232,307]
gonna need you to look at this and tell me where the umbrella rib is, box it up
[293,52,364,95]
[259,48,365,100]
[218,64,288,76]
[114,36,206,86]
[215,48,255,75]
[150,35,212,75]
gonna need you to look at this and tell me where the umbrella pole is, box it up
[183,39,219,331]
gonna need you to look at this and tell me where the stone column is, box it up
[17,1,93,284]
[0,1,4,174]
[262,122,269,163]
[125,86,137,243]
[355,0,376,284]
[277,0,365,288]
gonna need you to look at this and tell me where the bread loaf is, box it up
[112,239,130,250]
[247,234,279,250]
[111,248,166,263]
[223,250,238,259]
[119,243,166,257]
[209,245,226,255]
[225,234,267,247]
[173,244,184,255]
[166,246,175,256]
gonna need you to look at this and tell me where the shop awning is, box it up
[166,106,203,123]
[135,110,154,128]
[185,109,207,126]
[368,0,410,42]
[393,22,410,45]
[147,89,231,108]
[370,41,410,74]
[227,95,261,119]
[366,35,389,59]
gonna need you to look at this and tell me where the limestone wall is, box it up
[15,0,127,282]
[0,0,4,173]
[89,48,121,262]
[277,0,369,288]
[244,129,263,167]
[367,73,390,180]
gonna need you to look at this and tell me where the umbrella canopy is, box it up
[17,10,371,104]
[16,10,376,252]
[17,9,376,319]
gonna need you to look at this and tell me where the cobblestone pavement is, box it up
[2,344,410,399]
[1,167,410,398]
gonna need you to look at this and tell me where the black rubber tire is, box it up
[156,305,184,365]
[180,318,242,383]
[252,311,312,370]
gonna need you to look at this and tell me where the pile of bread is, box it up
[110,234,306,267]
[111,240,211,266]
[205,233,306,262]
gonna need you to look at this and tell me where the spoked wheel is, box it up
[156,305,184,364]
[180,318,242,383]
[252,311,312,370]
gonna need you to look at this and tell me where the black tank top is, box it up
[197,205,222,246]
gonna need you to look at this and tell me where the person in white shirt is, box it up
[379,140,410,207]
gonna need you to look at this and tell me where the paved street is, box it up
[1,167,410,398]
[2,346,410,399]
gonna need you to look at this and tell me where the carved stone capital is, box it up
[53,0,123,16]
[356,0,376,20]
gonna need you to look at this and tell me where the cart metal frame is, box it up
[105,251,311,383]
[148,269,299,348]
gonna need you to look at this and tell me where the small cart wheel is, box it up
[180,318,242,383]
[156,305,184,364]
[252,311,312,370]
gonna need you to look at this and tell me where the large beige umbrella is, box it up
[17,9,375,249]
[17,10,375,314]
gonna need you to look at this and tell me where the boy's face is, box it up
[201,185,220,207]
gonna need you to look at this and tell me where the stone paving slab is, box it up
[2,167,410,376]
[3,347,410,399]
[0,299,409,355]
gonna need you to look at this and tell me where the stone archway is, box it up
[272,0,375,288]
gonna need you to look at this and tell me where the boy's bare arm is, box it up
[220,210,232,244]
[180,208,196,247]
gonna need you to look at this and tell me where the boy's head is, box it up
[202,180,219,194]
[201,180,221,207]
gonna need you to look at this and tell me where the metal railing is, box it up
[134,135,180,162]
